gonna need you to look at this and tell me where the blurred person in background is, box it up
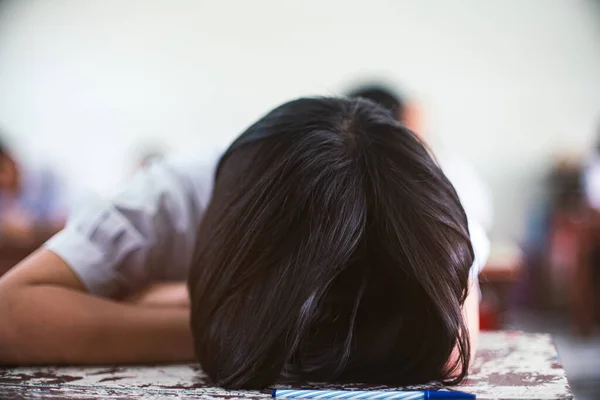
[584,124,600,324]
[520,151,593,333]
[0,135,68,272]
[0,97,488,389]
[584,127,600,212]
[545,157,585,306]
[347,83,494,233]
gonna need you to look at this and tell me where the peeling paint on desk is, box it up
[0,331,573,399]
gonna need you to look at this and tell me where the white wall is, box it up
[1,0,599,239]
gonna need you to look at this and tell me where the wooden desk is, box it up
[0,332,572,399]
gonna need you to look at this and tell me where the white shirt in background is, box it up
[585,154,600,210]
[438,152,494,234]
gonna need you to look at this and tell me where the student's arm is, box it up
[126,282,190,308]
[0,157,212,365]
[463,215,488,363]
[445,216,489,375]
[444,279,480,377]
[464,280,480,363]
[0,249,194,365]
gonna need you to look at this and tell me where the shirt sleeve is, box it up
[44,158,212,298]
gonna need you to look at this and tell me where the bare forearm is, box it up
[465,281,480,363]
[0,285,194,365]
[126,282,190,308]
[445,280,480,375]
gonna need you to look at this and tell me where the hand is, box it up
[126,282,190,308]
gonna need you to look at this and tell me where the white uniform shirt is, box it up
[45,154,489,298]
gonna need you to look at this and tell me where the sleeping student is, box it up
[0,97,489,389]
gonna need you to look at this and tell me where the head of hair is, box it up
[188,97,474,389]
[347,84,405,121]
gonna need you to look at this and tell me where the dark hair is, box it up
[347,85,405,121]
[188,97,474,389]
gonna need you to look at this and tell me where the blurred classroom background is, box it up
[1,0,600,398]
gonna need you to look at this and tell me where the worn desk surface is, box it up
[0,331,572,400]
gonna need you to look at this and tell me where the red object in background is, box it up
[479,288,501,330]
[478,242,523,331]
[479,299,499,330]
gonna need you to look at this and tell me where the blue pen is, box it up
[272,389,475,399]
